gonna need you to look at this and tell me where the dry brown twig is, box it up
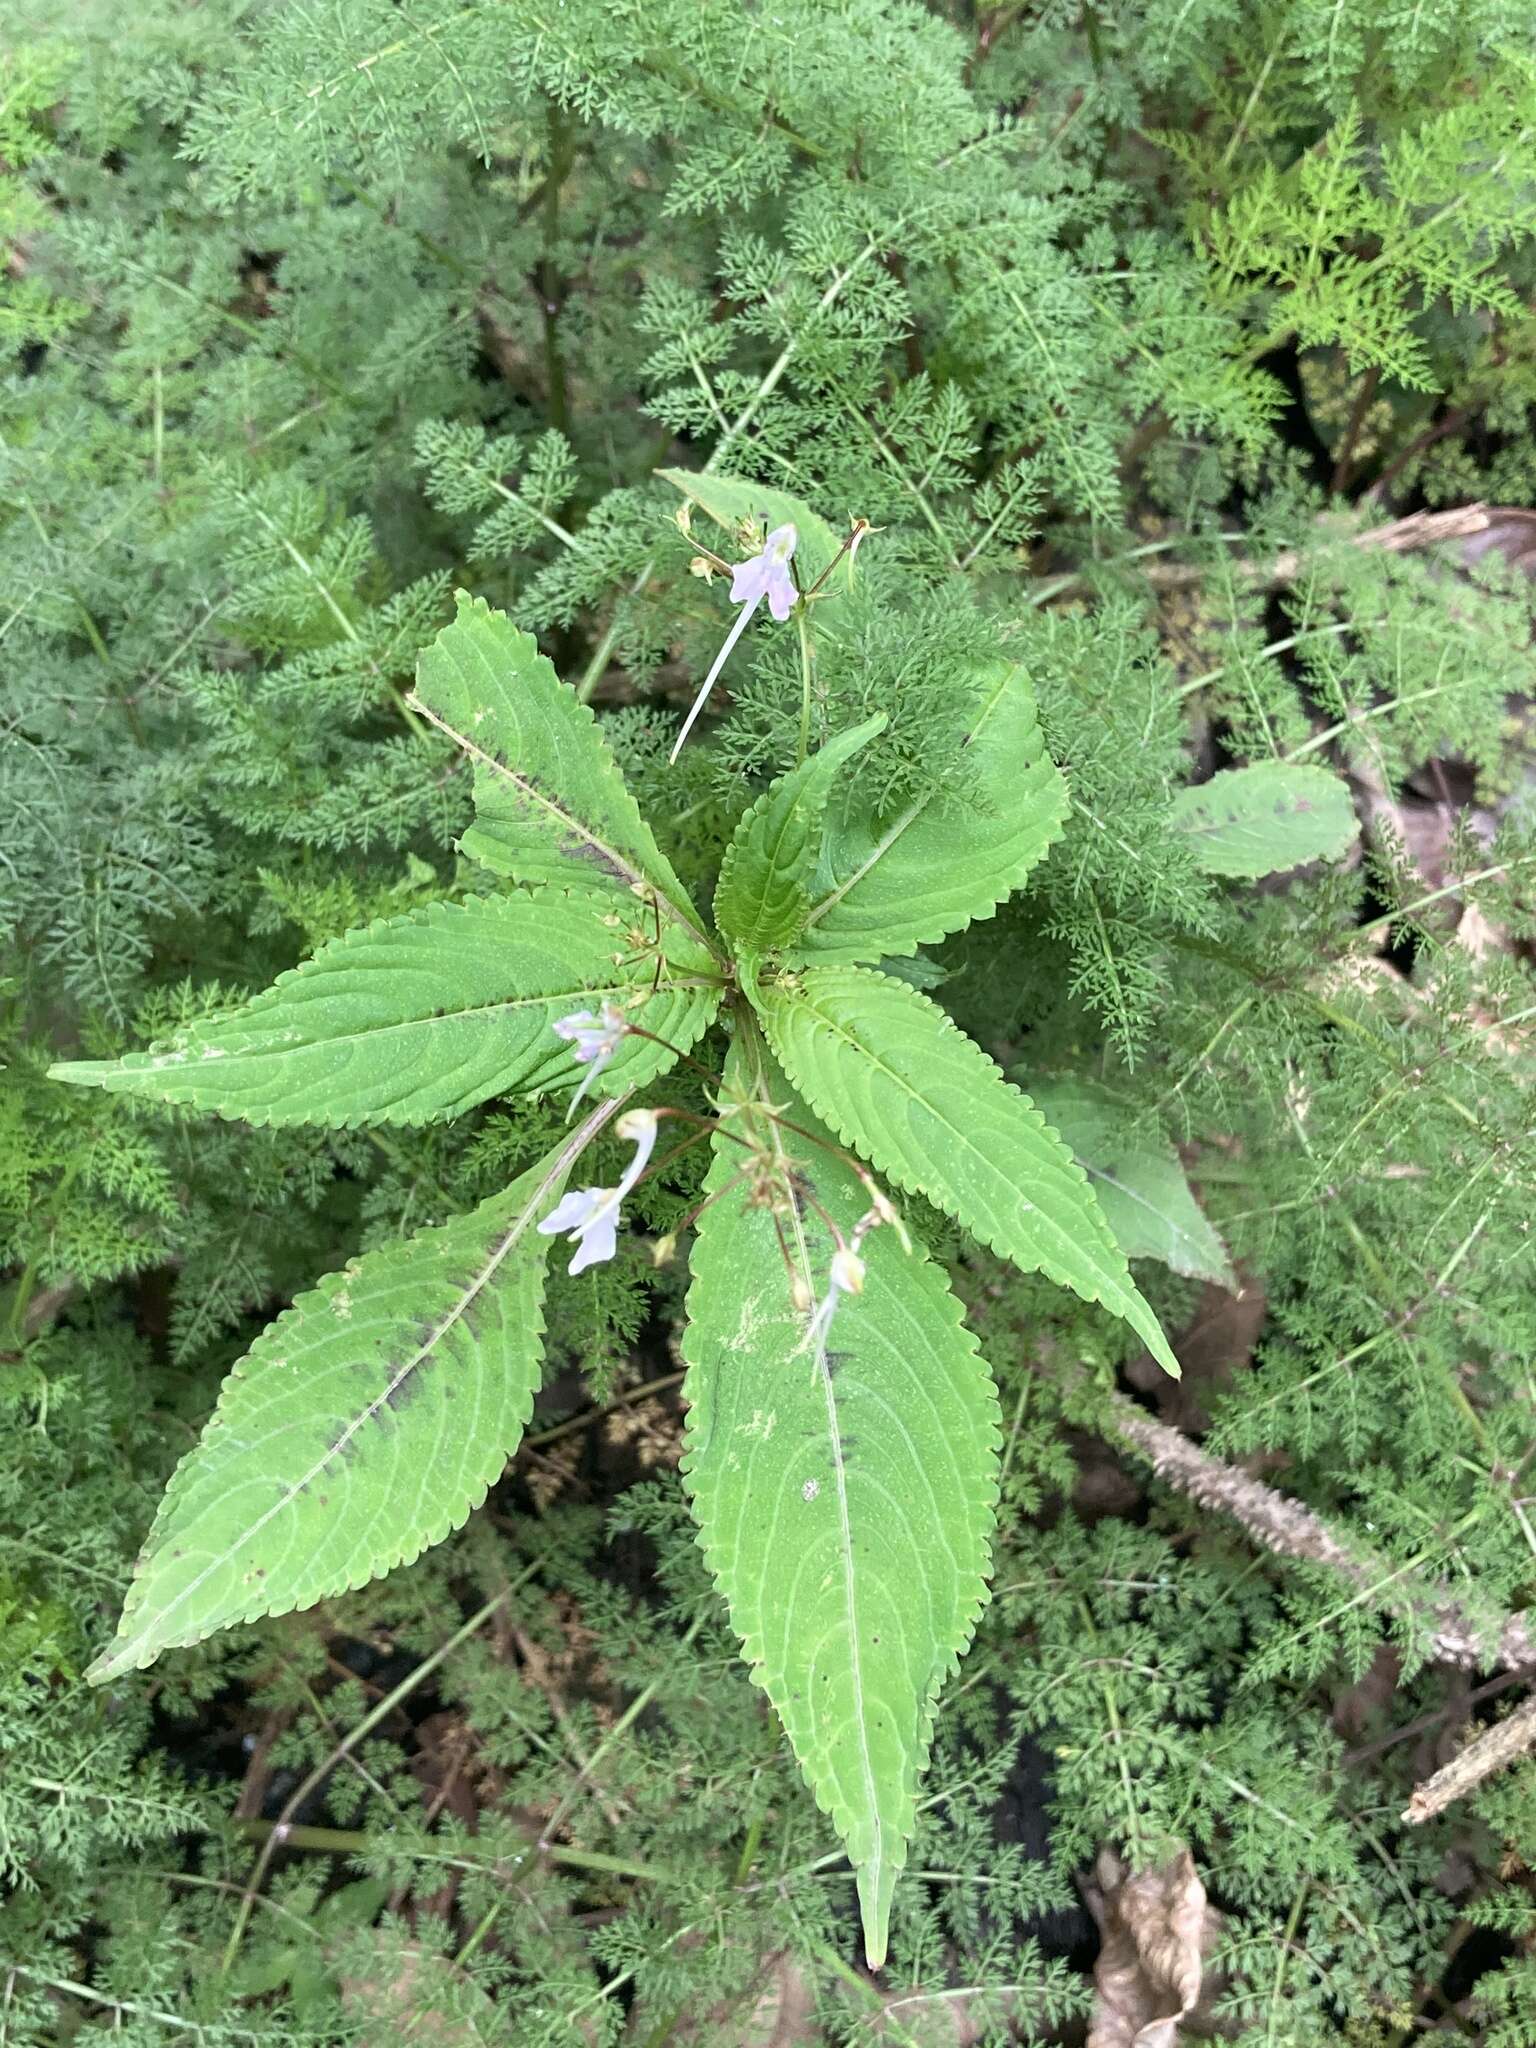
[1038,502,1492,602]
[1401,1692,1536,1825]
[1242,500,1493,593]
[1085,1380,1536,1672]
[1067,1370,1536,1823]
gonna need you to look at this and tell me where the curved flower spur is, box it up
[538,1107,659,1275]
[668,500,878,764]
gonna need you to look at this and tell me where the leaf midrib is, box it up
[1084,1157,1197,1247]
[110,1109,616,1666]
[799,666,1012,932]
[188,979,642,1065]
[407,688,711,948]
[1082,1155,1230,1278]
[747,1044,886,1896]
[730,791,812,948]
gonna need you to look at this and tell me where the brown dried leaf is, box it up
[1453,901,1506,963]
[411,1710,478,1813]
[525,1436,583,1511]
[1084,1846,1215,2048]
[602,1392,682,1469]
[1331,1643,1402,1745]
[1071,1421,1147,1521]
[871,1980,1017,2043]
[730,1954,819,2048]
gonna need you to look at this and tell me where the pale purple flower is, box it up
[804,1245,866,1352]
[729,523,798,623]
[553,1003,625,1065]
[538,1108,658,1275]
[669,522,799,763]
[552,1001,626,1115]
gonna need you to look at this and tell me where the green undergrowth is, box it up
[6,0,1536,2038]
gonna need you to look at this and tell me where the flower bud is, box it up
[830,1247,866,1297]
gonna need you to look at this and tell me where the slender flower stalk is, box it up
[669,523,798,762]
[802,516,876,599]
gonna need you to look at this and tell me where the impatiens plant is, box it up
[50,479,1181,1968]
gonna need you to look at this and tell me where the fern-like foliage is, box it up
[1204,72,1536,387]
[7,0,1536,2030]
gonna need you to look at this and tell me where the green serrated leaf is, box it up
[659,467,843,584]
[789,660,1068,964]
[411,592,706,935]
[714,715,886,952]
[51,893,719,1128]
[86,1124,606,1681]
[682,1038,998,1969]
[1170,761,1359,878]
[758,966,1180,1376]
[1025,1080,1236,1289]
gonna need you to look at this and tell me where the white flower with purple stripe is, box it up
[552,1001,626,1114]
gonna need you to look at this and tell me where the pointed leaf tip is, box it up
[413,593,705,929]
[46,894,717,1129]
[758,967,1180,1376]
[683,1043,1000,1966]
[715,714,886,952]
[791,659,1067,965]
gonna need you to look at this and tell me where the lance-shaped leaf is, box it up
[683,1041,999,1969]
[411,593,706,934]
[87,1119,610,1682]
[758,967,1180,1376]
[1026,1079,1236,1289]
[1171,761,1358,878]
[660,467,843,585]
[788,660,1067,965]
[714,715,886,953]
[51,892,718,1128]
